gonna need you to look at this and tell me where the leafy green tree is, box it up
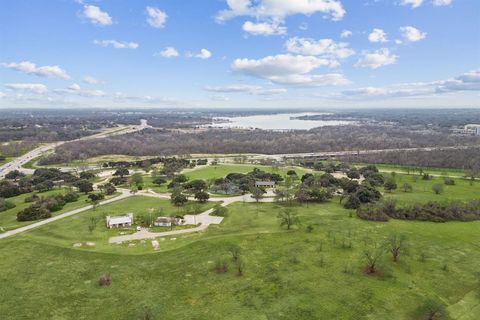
[194,191,210,203]
[402,183,413,192]
[73,179,93,194]
[250,187,265,203]
[171,190,188,207]
[344,195,361,209]
[113,168,129,177]
[152,177,167,186]
[129,173,144,188]
[384,178,397,193]
[278,208,301,230]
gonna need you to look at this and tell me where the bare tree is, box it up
[387,234,406,262]
[363,244,384,274]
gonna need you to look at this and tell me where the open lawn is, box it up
[0,194,479,319]
[0,156,12,166]
[372,163,467,177]
[381,173,480,205]
[183,163,310,181]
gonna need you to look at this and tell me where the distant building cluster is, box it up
[451,124,480,136]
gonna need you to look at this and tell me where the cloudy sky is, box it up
[0,0,479,109]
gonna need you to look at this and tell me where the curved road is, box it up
[0,119,151,179]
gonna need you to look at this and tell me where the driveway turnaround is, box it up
[108,190,276,244]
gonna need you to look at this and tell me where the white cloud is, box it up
[400,0,424,8]
[94,40,139,49]
[255,88,287,95]
[242,21,287,36]
[210,95,230,101]
[339,69,480,99]
[400,0,452,8]
[299,22,308,31]
[1,61,70,79]
[216,0,346,22]
[340,30,352,38]
[204,84,287,95]
[57,83,106,97]
[194,49,212,59]
[5,83,48,94]
[432,0,452,6]
[82,5,112,26]
[285,37,355,62]
[355,48,397,69]
[368,28,388,43]
[68,83,81,91]
[232,54,349,86]
[83,76,100,84]
[146,6,167,29]
[158,47,179,58]
[0,92,6,98]
[400,26,427,42]
[205,84,262,93]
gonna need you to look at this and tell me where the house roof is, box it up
[255,181,275,185]
[108,215,132,225]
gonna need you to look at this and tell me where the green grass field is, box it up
[1,198,479,319]
[183,163,310,181]
[381,173,480,205]
[371,163,467,177]
[0,156,12,166]
[0,165,479,319]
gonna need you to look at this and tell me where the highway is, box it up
[0,120,151,179]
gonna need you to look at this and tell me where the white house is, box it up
[255,181,275,188]
[106,213,133,229]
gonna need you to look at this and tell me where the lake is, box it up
[203,112,355,131]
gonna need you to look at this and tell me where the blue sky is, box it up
[0,0,479,109]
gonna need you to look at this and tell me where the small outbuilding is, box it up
[106,213,133,229]
[255,181,275,188]
[154,217,180,227]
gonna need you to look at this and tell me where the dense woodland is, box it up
[39,126,480,165]
[340,147,480,170]
[297,108,480,128]
[0,109,212,143]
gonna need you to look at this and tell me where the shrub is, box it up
[110,177,127,186]
[17,204,51,221]
[356,204,390,222]
[214,258,228,273]
[212,204,228,217]
[24,194,40,203]
[63,192,79,203]
[97,274,112,287]
[444,178,455,186]
[414,299,448,320]
[357,200,480,222]
[0,198,16,212]
[34,180,55,192]
[432,184,443,195]
[344,195,361,209]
